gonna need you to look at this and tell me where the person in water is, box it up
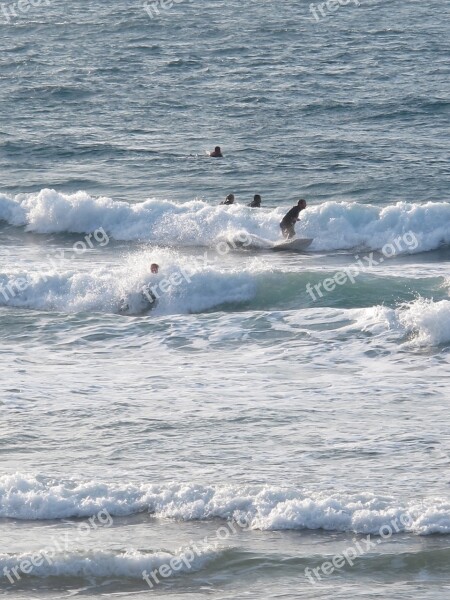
[210,146,223,157]
[248,194,261,207]
[221,193,235,205]
[280,199,307,239]
[119,263,159,314]
[142,264,159,305]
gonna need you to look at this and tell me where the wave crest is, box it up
[2,189,450,252]
[1,474,449,535]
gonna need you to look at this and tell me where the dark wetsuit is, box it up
[248,199,261,207]
[118,286,157,315]
[141,286,158,307]
[280,205,303,239]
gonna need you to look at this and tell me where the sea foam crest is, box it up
[1,474,449,535]
[0,250,258,314]
[0,548,216,580]
[1,189,450,252]
[349,297,450,346]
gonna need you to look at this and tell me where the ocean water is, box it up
[1,0,450,598]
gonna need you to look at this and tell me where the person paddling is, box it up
[280,199,307,239]
[210,146,223,157]
[248,194,262,207]
[220,193,235,205]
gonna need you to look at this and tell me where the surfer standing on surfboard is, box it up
[280,199,307,239]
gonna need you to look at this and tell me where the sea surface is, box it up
[1,0,450,598]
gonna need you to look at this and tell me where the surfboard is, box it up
[233,233,274,250]
[271,238,313,252]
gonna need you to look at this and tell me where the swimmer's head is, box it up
[151,263,159,274]
[298,199,306,209]
[214,146,221,153]
[226,193,235,203]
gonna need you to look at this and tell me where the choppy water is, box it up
[1,0,450,598]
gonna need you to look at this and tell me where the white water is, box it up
[2,189,450,252]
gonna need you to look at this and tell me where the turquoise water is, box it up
[1,0,450,598]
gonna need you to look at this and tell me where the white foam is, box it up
[2,189,450,252]
[0,189,278,247]
[1,474,449,535]
[349,298,450,347]
[0,547,216,580]
[0,250,259,315]
[397,298,450,346]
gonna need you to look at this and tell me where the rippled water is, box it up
[1,0,450,598]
